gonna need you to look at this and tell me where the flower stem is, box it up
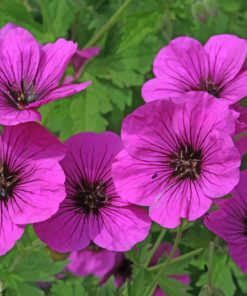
[144,228,166,268]
[149,247,203,271]
[143,220,186,296]
[84,0,132,48]
[207,241,215,288]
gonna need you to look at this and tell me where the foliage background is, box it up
[0,0,247,295]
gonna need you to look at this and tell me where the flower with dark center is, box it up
[142,35,247,105]
[204,170,247,275]
[0,122,65,255]
[112,92,240,228]
[169,144,202,180]
[34,132,151,252]
[69,243,190,295]
[0,24,91,125]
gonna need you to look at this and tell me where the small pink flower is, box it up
[0,123,65,255]
[142,35,247,105]
[0,24,91,125]
[68,243,190,296]
[34,132,151,252]
[71,47,100,80]
[204,170,247,274]
[112,92,240,228]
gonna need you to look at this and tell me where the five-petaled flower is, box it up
[34,132,151,252]
[112,92,240,228]
[142,35,247,105]
[0,123,65,255]
[0,24,91,125]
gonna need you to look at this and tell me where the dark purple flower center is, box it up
[170,144,202,180]
[75,181,108,215]
[6,79,37,109]
[116,259,133,280]
[0,164,18,203]
[198,79,220,97]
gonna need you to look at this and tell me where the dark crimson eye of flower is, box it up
[75,181,109,215]
[0,164,19,202]
[170,144,202,180]
[198,79,220,97]
[7,80,37,110]
[116,258,133,280]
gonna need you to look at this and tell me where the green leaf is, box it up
[159,277,191,296]
[196,254,236,296]
[50,280,87,296]
[5,282,45,296]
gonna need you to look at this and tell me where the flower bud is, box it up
[203,0,218,16]
[191,1,208,23]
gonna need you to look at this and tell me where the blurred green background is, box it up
[0,1,247,295]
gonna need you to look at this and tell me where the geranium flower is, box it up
[0,24,91,125]
[142,35,247,105]
[112,92,240,228]
[204,170,247,274]
[68,243,190,296]
[0,122,65,255]
[34,132,151,252]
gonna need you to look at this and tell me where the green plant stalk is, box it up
[143,220,186,296]
[143,228,166,268]
[84,0,132,48]
[207,241,215,288]
[148,247,204,271]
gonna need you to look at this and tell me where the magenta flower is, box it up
[0,122,65,255]
[142,35,247,105]
[68,245,119,278]
[0,25,91,125]
[112,92,240,228]
[34,132,151,252]
[204,170,247,274]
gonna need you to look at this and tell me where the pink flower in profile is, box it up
[0,24,91,125]
[0,123,65,255]
[142,35,247,105]
[68,244,119,278]
[112,92,240,228]
[64,47,100,84]
[204,170,247,274]
[71,47,100,80]
[34,132,151,252]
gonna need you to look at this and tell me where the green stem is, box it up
[144,228,166,268]
[143,220,186,296]
[84,0,132,48]
[149,247,203,271]
[207,241,215,288]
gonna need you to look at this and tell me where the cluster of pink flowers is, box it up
[1,21,247,287]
